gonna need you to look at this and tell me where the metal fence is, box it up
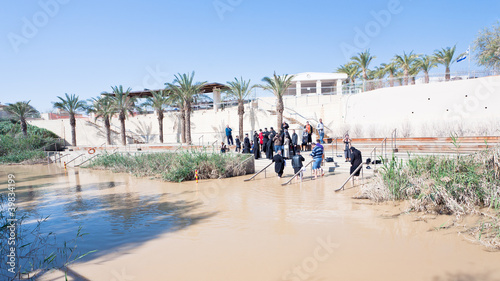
[341,70,498,94]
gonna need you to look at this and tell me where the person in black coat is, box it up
[281,121,289,131]
[272,150,285,178]
[349,146,363,176]
[262,128,269,153]
[242,133,251,153]
[265,137,273,159]
[253,131,261,159]
[235,136,241,153]
[291,129,298,156]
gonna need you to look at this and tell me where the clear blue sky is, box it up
[1,0,499,112]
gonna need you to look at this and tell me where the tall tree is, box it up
[166,72,206,144]
[224,77,255,140]
[53,93,86,146]
[382,62,398,87]
[259,73,295,128]
[473,22,500,71]
[350,49,376,81]
[336,63,360,84]
[110,85,136,145]
[393,51,420,85]
[417,55,438,83]
[5,101,39,137]
[433,45,457,81]
[88,95,115,145]
[166,87,186,143]
[143,90,169,143]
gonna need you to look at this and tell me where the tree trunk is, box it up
[105,117,112,145]
[404,69,409,85]
[184,102,192,144]
[424,71,430,84]
[238,100,244,140]
[158,110,164,143]
[276,96,284,129]
[389,73,394,87]
[120,112,126,145]
[70,115,77,146]
[179,110,185,143]
[21,118,28,137]
[445,67,450,81]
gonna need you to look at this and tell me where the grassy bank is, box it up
[360,148,500,249]
[0,121,59,164]
[84,151,253,182]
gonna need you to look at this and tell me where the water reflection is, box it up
[0,165,216,263]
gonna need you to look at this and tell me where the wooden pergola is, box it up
[108,82,229,98]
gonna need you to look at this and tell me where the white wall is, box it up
[29,76,500,146]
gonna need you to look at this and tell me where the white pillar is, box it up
[213,87,221,112]
[296,81,301,97]
[336,79,343,95]
[316,80,322,95]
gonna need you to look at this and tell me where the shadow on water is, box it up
[17,185,216,259]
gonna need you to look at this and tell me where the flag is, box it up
[457,48,469,63]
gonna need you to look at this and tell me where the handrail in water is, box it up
[335,163,364,192]
[281,160,314,186]
[65,153,85,165]
[244,161,273,181]
[75,153,101,167]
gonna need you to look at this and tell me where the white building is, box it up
[285,72,348,96]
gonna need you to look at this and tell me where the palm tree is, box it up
[370,65,387,89]
[5,101,39,137]
[259,73,295,128]
[165,88,186,143]
[350,49,376,81]
[109,85,136,145]
[382,62,398,87]
[88,96,115,145]
[336,63,360,84]
[434,45,457,81]
[143,90,169,143]
[417,55,438,83]
[165,72,206,144]
[393,51,420,85]
[225,77,255,140]
[53,93,86,146]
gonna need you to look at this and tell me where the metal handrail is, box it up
[65,153,85,165]
[75,153,101,167]
[282,160,314,186]
[211,140,218,153]
[199,135,204,147]
[244,161,273,181]
[48,153,69,164]
[391,129,398,152]
[368,137,388,167]
[335,163,364,192]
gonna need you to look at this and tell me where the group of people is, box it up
[221,124,363,181]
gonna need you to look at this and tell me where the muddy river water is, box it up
[1,164,499,281]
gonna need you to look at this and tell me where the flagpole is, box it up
[468,44,470,78]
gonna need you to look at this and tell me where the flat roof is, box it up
[292,72,348,82]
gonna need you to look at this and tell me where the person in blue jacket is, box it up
[225,125,233,145]
[310,139,324,179]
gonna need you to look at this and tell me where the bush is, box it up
[0,121,59,163]
[86,151,251,182]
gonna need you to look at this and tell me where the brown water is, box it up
[1,165,499,281]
